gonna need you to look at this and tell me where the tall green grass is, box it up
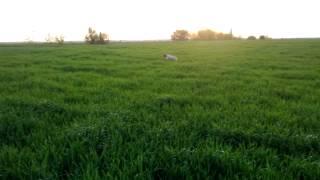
[0,40,320,179]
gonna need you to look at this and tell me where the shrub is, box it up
[45,34,64,45]
[171,30,190,41]
[191,29,234,40]
[55,35,64,45]
[259,35,271,40]
[247,36,257,40]
[85,27,109,44]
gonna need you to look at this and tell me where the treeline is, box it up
[45,34,65,44]
[171,29,235,41]
[43,27,271,45]
[45,27,110,45]
[85,27,109,44]
[247,35,271,40]
[171,29,271,41]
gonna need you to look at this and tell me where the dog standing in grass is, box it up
[163,54,178,61]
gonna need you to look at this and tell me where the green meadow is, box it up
[0,40,319,179]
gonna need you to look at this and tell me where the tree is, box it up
[259,35,271,40]
[190,29,235,40]
[45,34,54,43]
[85,27,98,44]
[197,29,216,40]
[190,33,199,40]
[216,32,232,40]
[247,36,257,40]
[55,35,64,45]
[171,30,190,41]
[98,32,109,44]
[45,34,64,44]
[85,27,109,44]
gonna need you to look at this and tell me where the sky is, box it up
[0,0,319,42]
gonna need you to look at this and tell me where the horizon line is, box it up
[1,37,320,44]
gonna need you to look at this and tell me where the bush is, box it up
[247,36,257,40]
[85,27,109,44]
[45,34,64,44]
[55,35,64,45]
[197,29,217,40]
[259,35,271,40]
[191,29,234,40]
[171,30,190,41]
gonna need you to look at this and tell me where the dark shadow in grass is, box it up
[315,81,320,88]
[0,71,29,83]
[56,54,92,60]
[55,66,113,76]
[1,99,87,126]
[143,96,193,111]
[20,80,66,94]
[274,73,317,81]
[180,120,319,156]
[0,100,88,146]
[279,51,288,55]
[265,65,292,71]
[273,89,301,101]
[152,146,251,179]
[0,113,38,147]
[63,96,90,105]
[201,128,319,156]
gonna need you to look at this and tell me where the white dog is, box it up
[163,54,178,61]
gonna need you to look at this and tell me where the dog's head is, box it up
[163,54,167,58]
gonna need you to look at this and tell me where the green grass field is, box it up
[0,40,320,179]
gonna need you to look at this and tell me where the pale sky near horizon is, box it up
[0,0,319,42]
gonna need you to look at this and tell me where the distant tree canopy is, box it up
[247,36,257,40]
[45,34,64,44]
[191,29,233,40]
[197,29,216,40]
[171,30,190,41]
[172,29,235,41]
[85,27,109,44]
[259,35,271,40]
[171,29,272,41]
[55,35,64,44]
